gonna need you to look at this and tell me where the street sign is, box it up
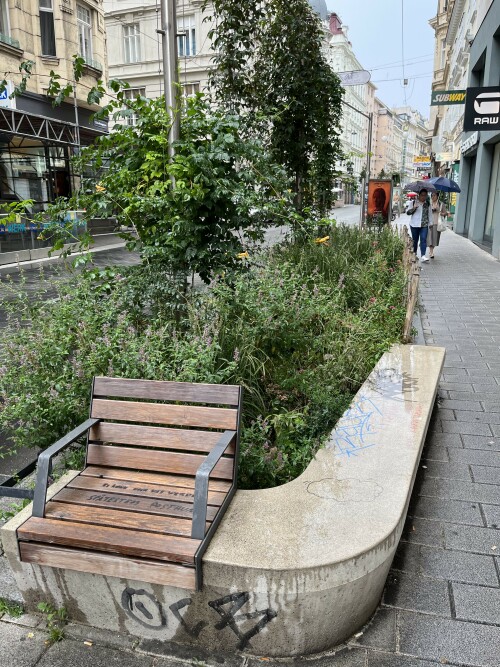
[464,86,500,131]
[460,131,479,154]
[0,81,16,109]
[435,152,453,162]
[338,70,371,86]
[431,90,466,106]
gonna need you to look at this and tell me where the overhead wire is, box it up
[401,0,408,106]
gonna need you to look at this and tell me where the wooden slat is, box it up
[86,444,234,480]
[93,377,240,406]
[19,517,200,564]
[45,501,209,537]
[67,475,226,506]
[81,466,232,493]
[89,422,235,455]
[91,399,238,430]
[52,487,219,521]
[20,543,196,589]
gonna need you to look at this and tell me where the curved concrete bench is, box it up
[2,344,444,657]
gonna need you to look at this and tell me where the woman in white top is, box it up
[406,189,431,263]
[428,192,449,259]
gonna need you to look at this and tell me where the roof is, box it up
[308,0,328,20]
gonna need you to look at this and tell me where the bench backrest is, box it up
[87,377,242,481]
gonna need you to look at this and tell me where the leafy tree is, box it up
[204,0,343,214]
[43,93,292,283]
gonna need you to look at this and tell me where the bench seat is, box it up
[17,377,242,590]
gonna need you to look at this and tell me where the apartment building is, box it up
[0,0,107,214]
[429,0,494,177]
[104,0,214,105]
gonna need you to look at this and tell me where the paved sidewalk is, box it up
[1,230,500,666]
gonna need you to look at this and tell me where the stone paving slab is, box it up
[0,621,48,667]
[398,610,500,666]
[452,582,500,625]
[392,542,499,586]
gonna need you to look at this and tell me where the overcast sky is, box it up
[325,0,437,119]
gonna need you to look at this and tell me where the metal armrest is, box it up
[32,418,100,518]
[191,430,236,540]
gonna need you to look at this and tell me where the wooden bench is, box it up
[17,377,242,591]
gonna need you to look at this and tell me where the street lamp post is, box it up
[159,0,180,161]
[341,99,373,228]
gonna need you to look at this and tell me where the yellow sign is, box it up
[413,156,432,163]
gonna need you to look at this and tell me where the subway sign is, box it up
[464,87,500,131]
[431,90,466,106]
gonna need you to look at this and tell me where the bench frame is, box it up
[29,378,243,591]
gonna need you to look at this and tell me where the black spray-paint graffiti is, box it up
[121,587,167,629]
[208,592,278,650]
[119,588,277,648]
[169,598,208,638]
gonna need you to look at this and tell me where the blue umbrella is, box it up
[428,176,461,193]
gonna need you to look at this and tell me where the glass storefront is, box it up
[484,142,500,244]
[0,143,76,254]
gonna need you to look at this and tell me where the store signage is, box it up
[460,131,479,154]
[337,70,371,86]
[413,156,431,168]
[0,81,16,109]
[435,152,453,162]
[431,90,466,106]
[93,118,108,131]
[464,87,500,131]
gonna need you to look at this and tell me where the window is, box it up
[123,24,140,63]
[177,15,196,57]
[39,0,56,56]
[123,87,146,126]
[440,38,446,69]
[77,4,92,61]
[0,0,10,36]
[181,82,200,97]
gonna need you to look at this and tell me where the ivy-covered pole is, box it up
[159,0,180,160]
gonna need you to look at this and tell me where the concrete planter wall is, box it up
[2,344,445,657]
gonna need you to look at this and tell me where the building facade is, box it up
[454,0,500,257]
[429,0,494,180]
[324,13,370,191]
[104,0,214,104]
[0,0,107,254]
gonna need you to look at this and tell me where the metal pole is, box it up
[160,0,180,160]
[362,112,373,228]
[341,100,373,229]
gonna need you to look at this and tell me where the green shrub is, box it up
[0,227,405,488]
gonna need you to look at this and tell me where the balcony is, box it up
[80,57,104,78]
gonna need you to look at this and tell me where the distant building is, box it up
[323,13,370,200]
[0,0,108,255]
[392,107,430,183]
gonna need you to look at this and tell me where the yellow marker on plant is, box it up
[95,184,106,192]
[314,236,330,245]
[237,251,249,259]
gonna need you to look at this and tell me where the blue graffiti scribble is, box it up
[328,396,382,458]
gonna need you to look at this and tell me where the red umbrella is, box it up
[406,192,417,198]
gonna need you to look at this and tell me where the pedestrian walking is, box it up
[406,188,430,262]
[428,191,449,258]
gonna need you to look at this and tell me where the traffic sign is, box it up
[338,70,371,86]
